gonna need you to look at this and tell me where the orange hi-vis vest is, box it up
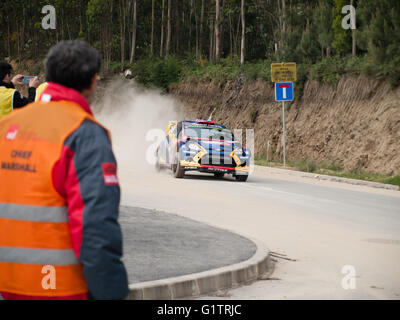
[0,100,106,296]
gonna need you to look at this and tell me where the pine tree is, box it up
[332,0,351,55]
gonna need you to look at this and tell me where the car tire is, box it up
[214,173,224,179]
[174,152,185,178]
[235,174,248,182]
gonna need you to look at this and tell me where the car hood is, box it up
[193,139,240,155]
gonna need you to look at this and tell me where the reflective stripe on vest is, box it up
[0,100,107,296]
[0,87,16,118]
[0,247,79,265]
[0,203,68,222]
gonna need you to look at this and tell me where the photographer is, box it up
[0,61,39,118]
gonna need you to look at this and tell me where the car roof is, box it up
[181,120,228,130]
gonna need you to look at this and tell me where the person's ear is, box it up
[81,74,98,100]
[90,74,98,91]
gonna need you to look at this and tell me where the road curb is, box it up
[126,238,272,300]
[255,165,399,191]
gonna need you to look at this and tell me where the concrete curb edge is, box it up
[127,238,272,300]
[255,165,399,191]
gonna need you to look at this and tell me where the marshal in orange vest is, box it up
[0,100,106,296]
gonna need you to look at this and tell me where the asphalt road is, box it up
[119,163,400,299]
[120,205,256,283]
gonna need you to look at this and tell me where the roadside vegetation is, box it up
[2,1,399,91]
[254,157,400,188]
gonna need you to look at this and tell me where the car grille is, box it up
[199,155,236,168]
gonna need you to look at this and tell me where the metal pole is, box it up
[282,101,286,167]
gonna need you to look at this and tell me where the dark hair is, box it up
[0,61,12,81]
[45,40,101,92]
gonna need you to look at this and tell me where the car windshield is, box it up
[183,125,234,141]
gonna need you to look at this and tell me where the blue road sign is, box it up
[275,82,294,102]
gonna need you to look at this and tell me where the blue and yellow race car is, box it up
[155,120,250,181]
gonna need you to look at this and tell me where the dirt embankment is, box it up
[170,76,400,175]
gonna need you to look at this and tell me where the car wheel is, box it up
[174,152,185,178]
[235,175,248,182]
[214,172,224,179]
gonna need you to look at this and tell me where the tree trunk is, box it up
[282,0,286,38]
[351,0,356,57]
[240,0,245,64]
[16,23,20,62]
[129,0,137,63]
[160,0,165,57]
[151,0,155,55]
[119,0,126,71]
[195,1,199,58]
[175,1,179,53]
[220,0,225,58]
[61,9,64,39]
[215,0,220,62]
[277,0,282,48]
[21,7,25,51]
[166,0,171,58]
[235,12,241,56]
[200,0,205,57]
[79,4,83,34]
[108,1,114,69]
[229,11,233,56]
[327,46,331,57]
[189,0,193,51]
[7,16,11,57]
[209,16,214,62]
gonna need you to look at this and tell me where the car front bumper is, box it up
[180,160,250,175]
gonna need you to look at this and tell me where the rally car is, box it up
[155,120,250,181]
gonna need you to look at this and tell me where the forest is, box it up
[0,0,399,89]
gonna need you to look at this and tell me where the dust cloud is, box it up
[92,77,184,170]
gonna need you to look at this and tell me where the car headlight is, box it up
[187,142,202,152]
[234,148,244,155]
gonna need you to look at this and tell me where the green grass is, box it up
[254,156,400,188]
[383,175,400,187]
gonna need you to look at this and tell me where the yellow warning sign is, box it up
[271,63,297,82]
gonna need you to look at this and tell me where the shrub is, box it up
[250,109,259,123]
[295,159,317,173]
[130,56,182,91]
[309,56,346,86]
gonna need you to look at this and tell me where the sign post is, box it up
[282,101,286,167]
[274,82,294,167]
[271,63,296,167]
